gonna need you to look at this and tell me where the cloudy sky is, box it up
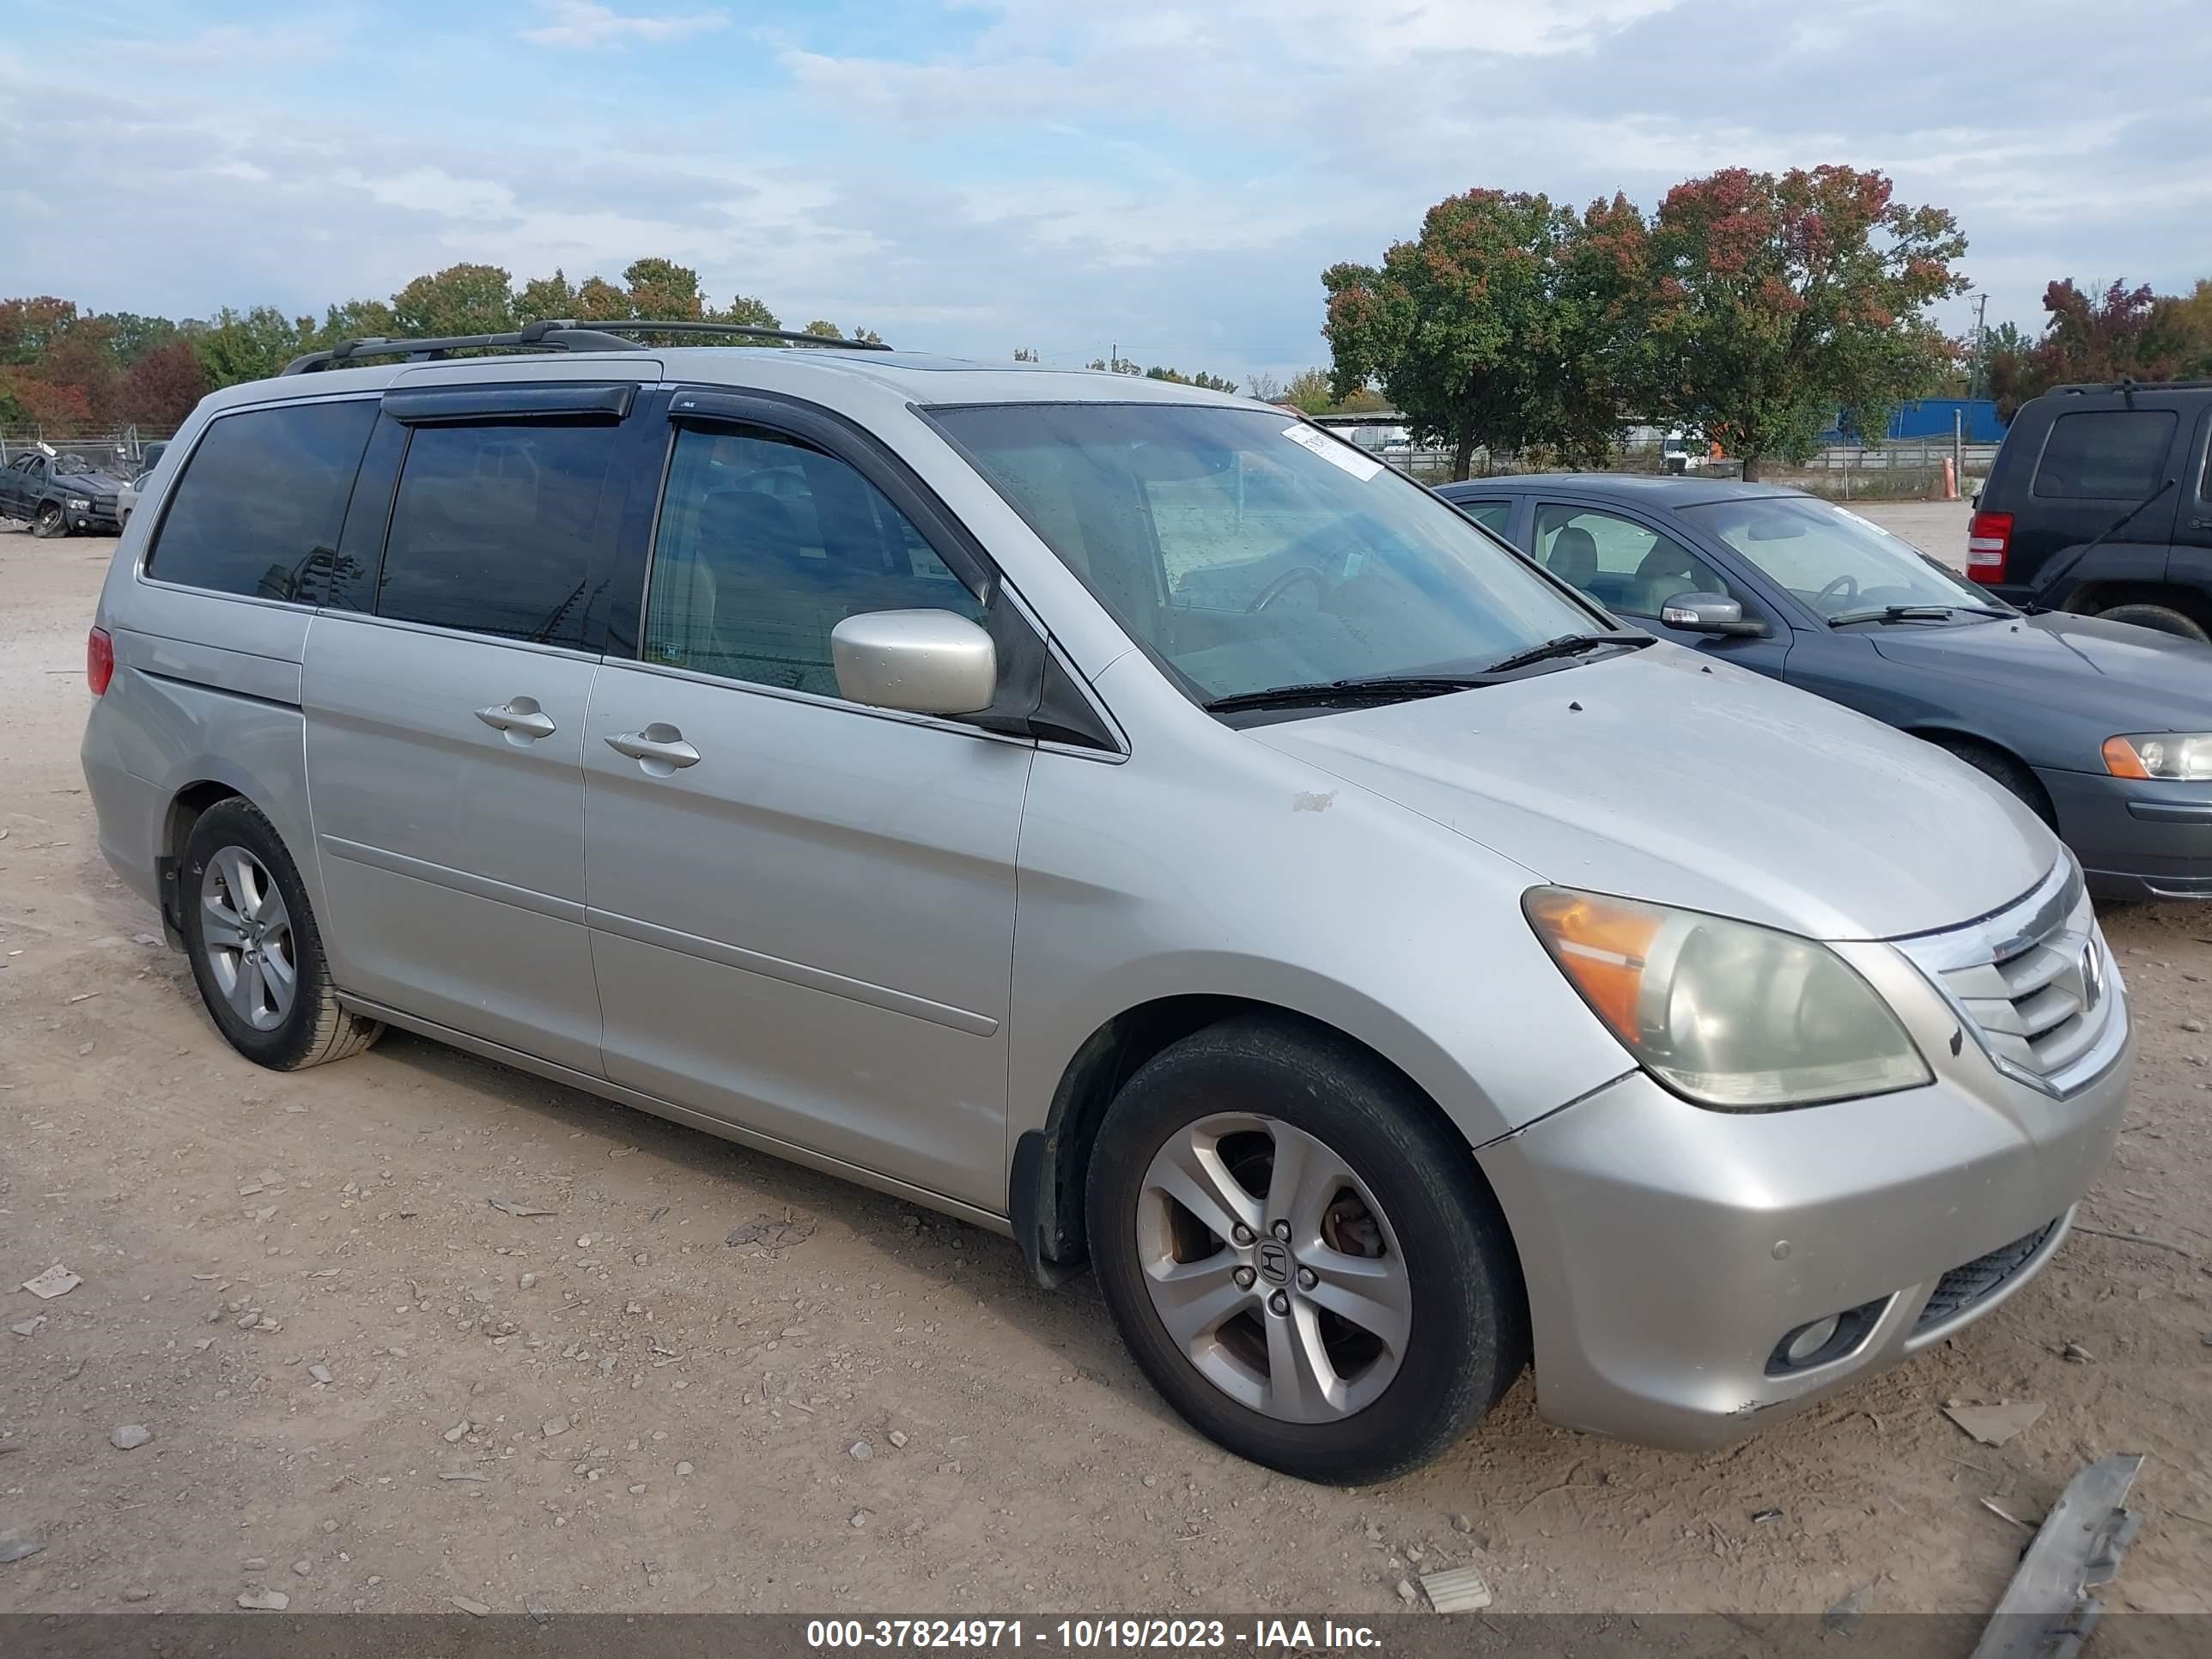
[3,0,2207,385]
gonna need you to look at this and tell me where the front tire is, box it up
[1085,1015,1528,1484]
[179,799,382,1070]
[32,501,66,539]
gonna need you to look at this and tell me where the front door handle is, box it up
[475,698,557,740]
[605,724,701,772]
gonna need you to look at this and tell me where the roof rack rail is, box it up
[279,319,894,376]
[2050,378,2212,396]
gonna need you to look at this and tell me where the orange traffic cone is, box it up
[1942,458,1958,501]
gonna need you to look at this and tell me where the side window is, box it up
[2033,410,2178,500]
[641,425,985,698]
[1452,499,1513,537]
[143,401,377,600]
[375,422,625,648]
[1533,503,1732,617]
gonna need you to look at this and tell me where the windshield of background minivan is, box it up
[929,404,1599,704]
[1684,495,2003,621]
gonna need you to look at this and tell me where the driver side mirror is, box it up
[1660,592,1765,637]
[830,609,997,715]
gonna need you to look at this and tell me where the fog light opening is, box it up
[1765,1297,1887,1376]
[1783,1315,1839,1365]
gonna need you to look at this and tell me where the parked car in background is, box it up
[1968,379,2212,643]
[85,330,2128,1481]
[1440,475,2212,901]
[0,445,127,537]
[116,441,170,528]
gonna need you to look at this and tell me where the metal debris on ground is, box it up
[1971,1453,2145,1659]
[108,1425,151,1449]
[236,1589,289,1611]
[451,1595,492,1615]
[20,1264,81,1299]
[1944,1401,2045,1446]
[10,1315,46,1336]
[726,1212,817,1250]
[0,1525,46,1565]
[487,1198,556,1218]
[1419,1565,1492,1612]
[1823,1584,1874,1634]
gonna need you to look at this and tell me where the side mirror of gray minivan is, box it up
[830,610,998,715]
[1659,592,1765,636]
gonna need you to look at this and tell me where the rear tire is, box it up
[1085,1014,1528,1485]
[32,501,66,539]
[179,799,382,1071]
[2095,602,2210,645]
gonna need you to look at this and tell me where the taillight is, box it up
[87,626,113,696]
[1966,511,2012,585]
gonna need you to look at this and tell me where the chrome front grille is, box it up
[1894,860,2124,1094]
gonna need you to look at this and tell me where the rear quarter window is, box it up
[373,421,626,649]
[2032,410,2178,500]
[143,400,378,599]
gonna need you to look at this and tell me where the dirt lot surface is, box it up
[3,513,2209,1619]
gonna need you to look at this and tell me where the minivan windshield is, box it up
[1682,495,2010,623]
[929,403,1605,707]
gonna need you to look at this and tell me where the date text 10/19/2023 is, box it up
[805,1620,1383,1650]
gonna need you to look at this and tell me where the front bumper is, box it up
[2039,764,2212,899]
[1479,889,2132,1450]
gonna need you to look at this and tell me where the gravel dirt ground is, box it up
[3,509,2209,1620]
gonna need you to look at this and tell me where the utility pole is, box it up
[1971,294,1990,398]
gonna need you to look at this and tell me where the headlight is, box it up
[1523,887,1931,1109]
[2104,733,2212,781]
[66,496,91,512]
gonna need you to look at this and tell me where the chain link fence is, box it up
[0,425,177,477]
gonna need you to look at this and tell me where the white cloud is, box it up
[520,1,726,50]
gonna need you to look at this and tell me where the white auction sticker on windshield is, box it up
[1281,422,1383,481]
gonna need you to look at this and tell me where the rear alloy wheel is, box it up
[2096,602,2211,645]
[179,798,383,1070]
[32,501,66,539]
[1087,1015,1528,1484]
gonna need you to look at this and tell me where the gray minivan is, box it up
[82,325,2133,1483]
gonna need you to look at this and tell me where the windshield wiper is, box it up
[1827,604,1981,627]
[1201,674,1498,714]
[1477,631,1652,674]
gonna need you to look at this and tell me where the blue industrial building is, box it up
[1820,398,2007,446]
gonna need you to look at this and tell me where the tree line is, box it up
[1318,165,1976,481]
[0,258,868,434]
[1982,278,2212,419]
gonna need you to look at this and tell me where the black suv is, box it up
[1969,380,2212,641]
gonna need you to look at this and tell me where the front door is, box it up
[302,392,647,1073]
[1530,499,1791,677]
[582,410,1030,1212]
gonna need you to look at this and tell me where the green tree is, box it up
[1283,368,1334,414]
[574,276,631,324]
[1143,366,1238,392]
[514,271,580,325]
[103,312,187,367]
[391,263,515,338]
[316,298,399,345]
[1644,165,1966,479]
[710,294,781,337]
[1244,369,1284,404]
[1323,190,1597,479]
[194,307,316,388]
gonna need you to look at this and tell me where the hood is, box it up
[1869,612,2212,726]
[1247,643,2055,941]
[57,471,128,497]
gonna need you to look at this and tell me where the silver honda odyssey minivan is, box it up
[82,324,2133,1483]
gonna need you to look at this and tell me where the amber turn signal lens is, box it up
[1522,888,1661,1043]
[2101,736,2150,780]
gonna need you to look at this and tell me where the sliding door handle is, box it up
[605,724,701,771]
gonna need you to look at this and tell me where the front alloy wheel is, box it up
[1138,1113,1410,1423]
[1086,1015,1528,1484]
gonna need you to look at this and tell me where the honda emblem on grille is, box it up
[2081,943,2104,1010]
